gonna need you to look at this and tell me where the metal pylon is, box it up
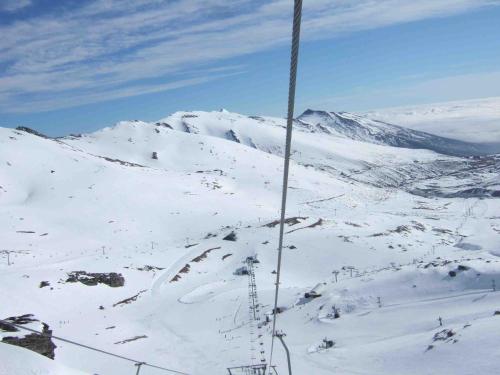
[247,257,266,365]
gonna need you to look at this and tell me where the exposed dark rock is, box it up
[263,216,307,228]
[191,247,221,263]
[223,231,237,241]
[390,225,411,234]
[170,264,190,282]
[39,281,50,288]
[412,221,426,231]
[432,228,453,235]
[2,321,56,359]
[113,290,147,307]
[152,152,158,160]
[222,253,233,260]
[449,271,457,277]
[114,335,147,345]
[433,329,455,342]
[15,127,49,139]
[195,169,224,176]
[286,218,324,234]
[154,122,173,129]
[66,271,125,287]
[345,221,362,227]
[0,314,37,332]
[93,154,144,167]
[225,129,241,143]
[136,265,164,272]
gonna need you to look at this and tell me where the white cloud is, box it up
[305,70,500,112]
[0,0,31,12]
[0,0,499,113]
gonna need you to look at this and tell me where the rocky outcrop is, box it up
[66,271,125,287]
[1,315,56,359]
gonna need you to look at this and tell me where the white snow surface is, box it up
[0,342,89,375]
[366,97,500,144]
[1,109,499,375]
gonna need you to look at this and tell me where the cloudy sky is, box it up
[1,0,500,135]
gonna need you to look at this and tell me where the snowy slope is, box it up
[366,97,500,148]
[0,343,89,375]
[1,111,499,375]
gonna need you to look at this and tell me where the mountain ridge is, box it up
[297,109,489,157]
[11,108,493,157]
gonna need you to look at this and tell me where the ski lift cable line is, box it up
[0,319,190,375]
[268,0,303,373]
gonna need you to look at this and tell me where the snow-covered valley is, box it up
[1,109,499,375]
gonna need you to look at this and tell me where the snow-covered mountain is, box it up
[297,109,488,157]
[1,110,499,375]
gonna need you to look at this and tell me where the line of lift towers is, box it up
[226,256,278,375]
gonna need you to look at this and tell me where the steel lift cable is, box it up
[268,0,303,374]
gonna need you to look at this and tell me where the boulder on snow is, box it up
[39,281,50,288]
[66,271,124,287]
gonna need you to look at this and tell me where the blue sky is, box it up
[1,0,500,136]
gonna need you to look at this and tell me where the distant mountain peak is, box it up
[297,109,486,156]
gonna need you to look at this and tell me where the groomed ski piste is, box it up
[1,108,499,374]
